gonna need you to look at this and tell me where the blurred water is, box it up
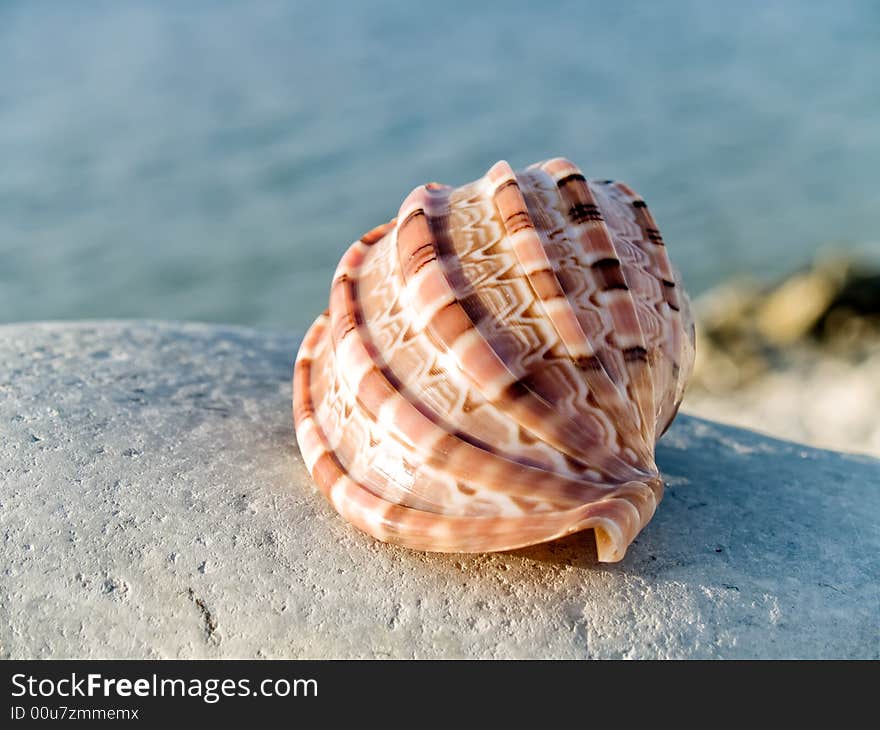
[1,0,878,332]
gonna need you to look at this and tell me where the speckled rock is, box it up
[0,321,877,659]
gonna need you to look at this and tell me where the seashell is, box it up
[293,158,695,562]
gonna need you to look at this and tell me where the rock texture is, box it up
[0,321,877,659]
[685,254,880,455]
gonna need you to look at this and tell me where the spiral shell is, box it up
[293,158,695,562]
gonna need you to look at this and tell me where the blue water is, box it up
[2,0,878,332]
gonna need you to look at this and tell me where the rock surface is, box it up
[684,344,880,456]
[1,321,877,659]
[685,254,880,455]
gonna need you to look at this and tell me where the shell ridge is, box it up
[314,275,430,508]
[326,222,629,514]
[403,181,651,483]
[541,158,658,450]
[536,159,650,416]
[592,181,675,432]
[484,161,655,473]
[517,164,657,467]
[307,314,471,514]
[604,181,691,430]
[294,313,654,559]
[355,206,623,480]
[395,184,602,472]
[524,163,654,454]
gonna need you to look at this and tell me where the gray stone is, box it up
[0,321,877,659]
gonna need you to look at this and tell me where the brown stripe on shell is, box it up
[394,184,646,482]
[294,301,661,559]
[519,163,655,467]
[355,200,601,476]
[323,218,652,515]
[539,158,658,448]
[484,161,654,471]
[601,180,691,433]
